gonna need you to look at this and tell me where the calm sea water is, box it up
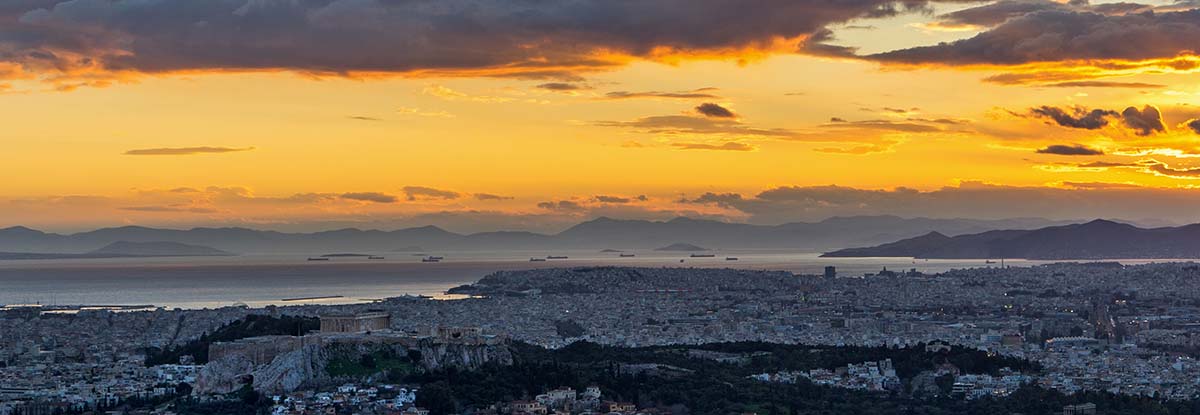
[0,250,1152,309]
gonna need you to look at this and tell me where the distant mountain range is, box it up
[822,219,1200,260]
[0,241,233,260]
[0,216,1085,255]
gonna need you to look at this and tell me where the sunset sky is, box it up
[6,0,1200,233]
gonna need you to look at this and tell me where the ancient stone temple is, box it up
[319,311,391,333]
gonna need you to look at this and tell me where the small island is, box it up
[653,242,708,252]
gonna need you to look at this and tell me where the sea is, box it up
[0,250,1173,309]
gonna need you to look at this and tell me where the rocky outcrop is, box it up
[413,337,513,371]
[250,344,327,394]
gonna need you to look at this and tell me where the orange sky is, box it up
[4,0,1200,232]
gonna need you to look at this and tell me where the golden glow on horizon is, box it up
[4,1,1200,231]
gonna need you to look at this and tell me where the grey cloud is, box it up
[537,200,586,212]
[1187,119,1200,134]
[0,1,959,83]
[1030,106,1117,130]
[678,192,745,208]
[1143,160,1200,178]
[932,0,1152,30]
[474,193,514,201]
[536,82,590,91]
[935,0,1069,28]
[695,103,736,118]
[678,182,1200,224]
[402,186,461,201]
[873,9,1200,65]
[1121,105,1167,136]
[595,195,631,204]
[603,88,721,100]
[1036,144,1104,156]
[340,192,399,203]
[1078,161,1136,168]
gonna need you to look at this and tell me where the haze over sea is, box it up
[0,249,1168,309]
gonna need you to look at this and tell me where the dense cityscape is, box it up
[4,262,1200,414]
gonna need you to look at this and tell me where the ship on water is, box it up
[307,257,330,261]
[547,256,569,259]
[368,256,385,260]
[619,253,636,257]
[529,257,547,262]
[690,254,716,258]
[421,256,441,263]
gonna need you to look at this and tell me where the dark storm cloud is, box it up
[123,146,255,156]
[872,9,1200,65]
[340,192,399,204]
[1121,105,1167,136]
[1036,144,1105,156]
[1029,106,1117,130]
[695,103,736,118]
[0,0,963,82]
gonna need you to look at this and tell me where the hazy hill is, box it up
[822,219,1200,259]
[0,216,1081,254]
[0,241,233,260]
[654,243,708,252]
[89,241,234,257]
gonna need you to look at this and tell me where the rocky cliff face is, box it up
[413,337,513,371]
[196,336,512,395]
